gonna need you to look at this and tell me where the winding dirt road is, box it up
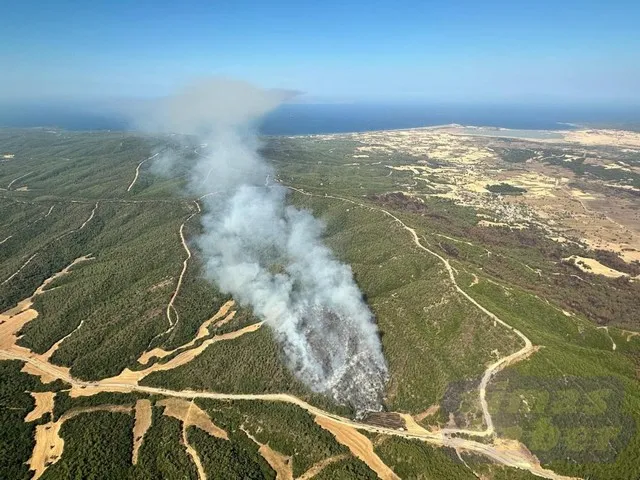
[78,202,98,230]
[1,253,38,285]
[7,171,34,190]
[149,194,219,346]
[127,153,159,192]
[148,202,199,345]
[56,202,99,241]
[166,213,196,328]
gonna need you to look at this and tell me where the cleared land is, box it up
[131,399,152,464]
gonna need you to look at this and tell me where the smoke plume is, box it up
[141,78,388,413]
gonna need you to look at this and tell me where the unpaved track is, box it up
[79,202,98,230]
[414,404,440,422]
[597,326,617,351]
[42,319,85,360]
[166,213,197,328]
[56,202,99,240]
[43,205,55,218]
[7,171,34,190]
[127,153,159,192]
[1,253,38,285]
[149,202,200,345]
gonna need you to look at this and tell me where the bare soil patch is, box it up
[158,398,227,439]
[25,391,55,422]
[242,426,292,480]
[314,416,399,480]
[414,404,440,422]
[132,399,153,464]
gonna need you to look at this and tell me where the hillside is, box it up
[1,126,639,480]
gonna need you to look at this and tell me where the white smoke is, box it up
[139,78,388,412]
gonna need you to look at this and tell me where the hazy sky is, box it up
[1,0,639,103]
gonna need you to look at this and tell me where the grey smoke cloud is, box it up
[140,78,388,412]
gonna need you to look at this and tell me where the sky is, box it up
[1,0,639,104]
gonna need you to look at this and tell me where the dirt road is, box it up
[127,153,159,192]
[166,213,196,328]
[148,206,198,345]
[1,253,38,285]
[7,171,34,190]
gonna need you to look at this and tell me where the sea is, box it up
[0,102,638,135]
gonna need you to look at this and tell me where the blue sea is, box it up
[0,102,638,134]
